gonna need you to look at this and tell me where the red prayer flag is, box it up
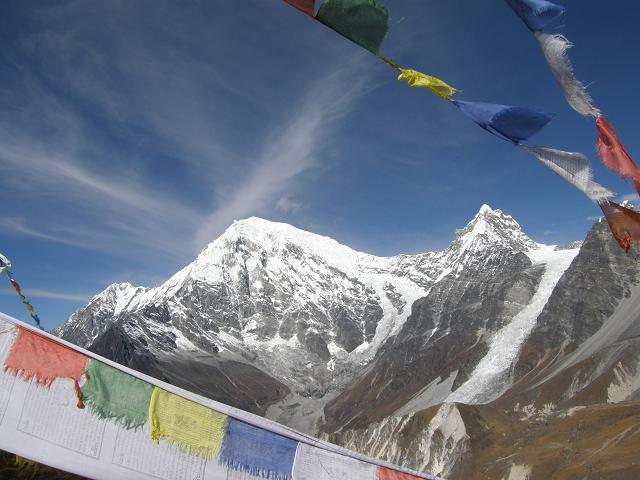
[284,0,315,16]
[10,279,22,295]
[599,201,640,253]
[4,327,89,408]
[378,466,423,480]
[596,116,640,195]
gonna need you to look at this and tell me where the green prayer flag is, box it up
[81,360,153,429]
[316,0,389,54]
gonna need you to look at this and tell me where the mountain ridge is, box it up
[56,205,545,404]
[53,204,640,480]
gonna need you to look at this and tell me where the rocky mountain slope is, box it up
[325,400,640,480]
[324,220,640,479]
[54,205,640,479]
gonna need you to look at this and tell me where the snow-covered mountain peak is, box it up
[193,217,359,275]
[91,282,146,314]
[218,217,341,249]
[451,204,537,255]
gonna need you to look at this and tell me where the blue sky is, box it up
[1,0,639,329]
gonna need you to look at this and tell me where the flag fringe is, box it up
[83,394,146,429]
[218,458,293,480]
[149,429,220,459]
[535,32,600,117]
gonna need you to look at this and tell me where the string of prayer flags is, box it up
[508,0,639,204]
[599,201,640,253]
[0,315,438,480]
[522,146,614,202]
[504,0,565,32]
[285,0,315,17]
[283,0,634,254]
[219,418,298,480]
[504,0,640,254]
[379,466,425,480]
[315,0,389,54]
[396,68,458,100]
[453,100,553,144]
[149,387,228,458]
[0,254,43,330]
[81,360,152,429]
[4,327,88,408]
[534,32,600,117]
[596,116,640,195]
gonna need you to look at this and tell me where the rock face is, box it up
[326,401,640,480]
[54,205,640,479]
[325,220,640,479]
[322,249,544,432]
[514,220,640,379]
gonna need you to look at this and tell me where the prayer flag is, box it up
[378,466,424,480]
[504,0,565,32]
[219,418,298,480]
[284,0,315,16]
[0,254,10,272]
[82,360,153,429]
[453,99,553,144]
[534,32,599,117]
[9,279,22,295]
[316,0,389,54]
[599,201,640,252]
[397,68,458,100]
[596,116,640,195]
[149,387,227,458]
[4,327,88,408]
[522,146,614,202]
[293,442,377,479]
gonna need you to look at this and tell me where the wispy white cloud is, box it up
[1,288,89,302]
[193,60,369,249]
[0,134,199,259]
[0,2,372,265]
[276,195,303,214]
[0,217,83,248]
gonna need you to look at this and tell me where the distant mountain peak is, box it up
[90,282,147,315]
[471,204,518,226]
[451,204,537,255]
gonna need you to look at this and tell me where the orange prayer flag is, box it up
[284,0,315,16]
[378,466,424,480]
[4,327,89,408]
[599,200,640,253]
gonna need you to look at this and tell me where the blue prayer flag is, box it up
[219,418,298,480]
[504,0,566,32]
[453,100,553,144]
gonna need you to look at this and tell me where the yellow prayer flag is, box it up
[149,387,227,458]
[397,68,458,100]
